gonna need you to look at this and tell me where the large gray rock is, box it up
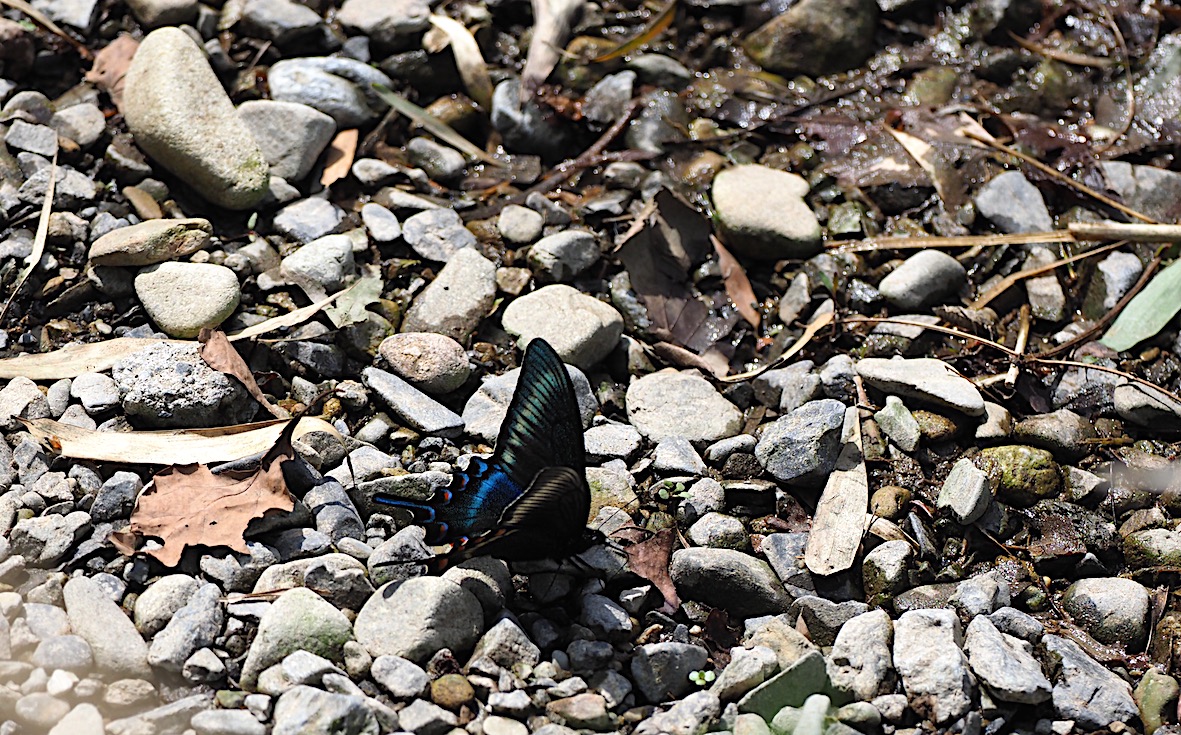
[669,547,791,617]
[712,165,821,260]
[401,247,496,342]
[112,342,257,428]
[134,262,241,338]
[64,576,151,678]
[856,357,985,417]
[353,577,483,663]
[239,588,354,690]
[122,27,268,209]
[502,285,624,369]
[1044,635,1138,729]
[878,250,966,311]
[626,369,742,443]
[892,609,974,724]
[239,100,336,182]
[962,616,1050,705]
[754,399,845,486]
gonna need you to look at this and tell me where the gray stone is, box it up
[743,0,877,76]
[401,208,476,261]
[710,645,778,701]
[826,609,895,701]
[950,571,1010,617]
[337,0,429,46]
[239,0,322,45]
[1097,251,1143,310]
[191,709,266,735]
[631,642,709,703]
[90,470,143,521]
[401,246,496,341]
[398,698,457,735]
[148,583,223,671]
[1043,634,1137,729]
[878,250,966,311]
[856,357,985,416]
[462,360,596,443]
[18,164,98,208]
[5,120,58,156]
[754,399,845,486]
[9,512,91,567]
[271,685,378,735]
[239,588,353,690]
[378,332,470,394]
[635,691,720,735]
[89,218,212,267]
[113,342,257,427]
[273,199,346,245]
[497,204,543,244]
[502,285,624,369]
[975,171,1053,233]
[353,577,482,662]
[407,137,465,181]
[362,367,464,437]
[123,27,268,209]
[792,596,869,647]
[468,617,541,670]
[239,100,336,182]
[1023,246,1067,322]
[30,0,100,31]
[528,230,600,282]
[873,395,920,452]
[64,576,150,678]
[124,0,195,27]
[893,609,974,724]
[1115,380,1181,428]
[134,262,241,338]
[687,512,748,550]
[1061,577,1149,650]
[371,654,429,698]
[988,607,1045,642]
[584,422,643,461]
[963,616,1050,704]
[0,376,51,430]
[670,547,791,617]
[490,79,579,160]
[360,202,401,242]
[47,703,103,735]
[280,233,354,293]
[936,458,990,525]
[711,164,821,260]
[134,574,200,637]
[106,693,213,735]
[627,369,742,443]
[32,635,94,672]
[70,372,119,416]
[267,57,393,127]
[252,553,374,612]
[652,436,707,475]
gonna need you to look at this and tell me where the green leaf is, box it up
[1101,258,1181,352]
[324,274,384,328]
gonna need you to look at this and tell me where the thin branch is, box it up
[970,240,1126,310]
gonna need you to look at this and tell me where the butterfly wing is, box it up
[423,466,593,573]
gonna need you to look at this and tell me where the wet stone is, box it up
[878,250,966,311]
[1061,577,1149,650]
[975,171,1053,233]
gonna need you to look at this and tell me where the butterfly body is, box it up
[374,338,596,573]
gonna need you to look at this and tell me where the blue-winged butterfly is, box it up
[373,337,604,573]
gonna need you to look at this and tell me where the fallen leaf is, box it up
[0,337,178,380]
[619,527,680,611]
[591,0,676,63]
[199,329,285,419]
[1101,257,1181,352]
[0,0,90,59]
[521,0,585,99]
[805,407,869,576]
[886,125,959,207]
[371,83,499,165]
[83,34,138,110]
[429,14,493,110]
[320,128,358,188]
[110,420,301,567]
[720,309,835,383]
[711,235,759,329]
[323,271,384,328]
[22,416,339,465]
[0,151,54,323]
[227,281,362,342]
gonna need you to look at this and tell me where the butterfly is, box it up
[374,338,603,573]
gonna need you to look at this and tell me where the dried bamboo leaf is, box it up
[226,283,359,342]
[429,14,493,110]
[1,154,54,323]
[371,83,498,164]
[805,406,868,575]
[22,416,339,465]
[592,0,676,63]
[521,0,585,99]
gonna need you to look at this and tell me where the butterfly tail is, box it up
[370,495,452,544]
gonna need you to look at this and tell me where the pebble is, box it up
[113,342,257,427]
[754,399,845,485]
[147,582,223,671]
[1061,577,1149,649]
[360,202,401,242]
[239,0,322,45]
[63,576,151,678]
[19,163,98,207]
[626,369,742,443]
[400,246,496,341]
[88,218,212,267]
[124,0,195,27]
[974,171,1053,233]
[90,470,142,521]
[191,709,266,735]
[378,333,470,394]
[362,366,464,437]
[977,445,1060,507]
[490,78,579,160]
[1023,246,1067,321]
[336,0,430,46]
[873,395,920,452]
[371,654,429,698]
[271,685,377,735]
[273,198,346,244]
[502,285,625,369]
[1043,635,1138,729]
[744,0,878,76]
[353,578,482,662]
[669,547,791,617]
[122,27,268,209]
[687,512,749,550]
[0,376,51,430]
[826,609,895,701]
[856,357,985,417]
[401,207,477,261]
[407,137,466,181]
[497,204,544,244]
[239,100,337,182]
[892,609,974,723]
[1114,380,1181,428]
[47,703,103,735]
[584,422,643,461]
[711,164,821,260]
[1012,408,1095,462]
[877,250,966,310]
[528,230,600,282]
[239,588,353,690]
[631,642,709,702]
[1096,251,1143,309]
[279,233,355,291]
[936,458,990,524]
[134,262,241,338]
[267,57,392,127]
[5,119,58,156]
[9,512,91,566]
[962,615,1051,704]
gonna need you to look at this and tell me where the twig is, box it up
[832,231,1074,252]
[1008,31,1115,67]
[840,316,1020,357]
[960,128,1158,224]
[1067,221,1181,242]
[1093,2,1135,155]
[1005,304,1030,388]
[970,240,1126,310]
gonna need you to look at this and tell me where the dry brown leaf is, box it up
[84,34,138,111]
[109,420,300,566]
[22,416,339,465]
[711,235,759,329]
[0,337,179,379]
[199,329,285,419]
[619,526,680,611]
[429,15,493,110]
[320,128,358,188]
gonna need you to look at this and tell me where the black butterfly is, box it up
[374,338,603,573]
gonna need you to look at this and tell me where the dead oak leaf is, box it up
[619,526,680,612]
[198,328,285,419]
[109,420,299,567]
